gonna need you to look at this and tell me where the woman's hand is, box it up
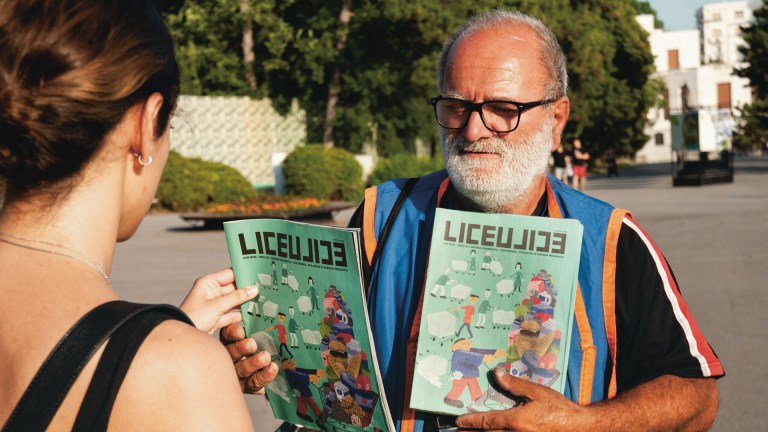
[180,267,258,335]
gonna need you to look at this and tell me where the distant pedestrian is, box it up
[571,138,590,191]
[551,144,569,185]
[604,146,619,177]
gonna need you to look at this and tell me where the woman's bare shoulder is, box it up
[108,320,254,431]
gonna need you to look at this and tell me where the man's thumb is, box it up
[492,366,540,402]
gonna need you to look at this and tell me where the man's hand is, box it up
[456,367,584,432]
[179,267,258,335]
[457,368,719,432]
[220,323,279,394]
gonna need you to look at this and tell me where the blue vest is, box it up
[361,170,628,432]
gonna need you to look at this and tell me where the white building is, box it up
[634,2,753,163]
[698,1,753,65]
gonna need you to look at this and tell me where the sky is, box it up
[647,0,761,31]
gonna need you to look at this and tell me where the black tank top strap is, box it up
[2,301,191,432]
[72,304,191,431]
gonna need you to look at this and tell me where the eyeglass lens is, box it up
[435,99,520,132]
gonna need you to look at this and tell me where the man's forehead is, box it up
[442,24,544,98]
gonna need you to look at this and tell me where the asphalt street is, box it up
[112,154,768,431]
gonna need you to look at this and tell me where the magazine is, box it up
[223,219,395,432]
[410,208,583,415]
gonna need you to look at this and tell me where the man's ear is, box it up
[550,96,570,152]
[131,93,165,166]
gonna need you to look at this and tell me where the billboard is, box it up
[671,109,734,152]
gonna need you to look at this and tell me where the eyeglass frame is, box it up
[430,95,559,133]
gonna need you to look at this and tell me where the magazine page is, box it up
[410,208,583,415]
[223,219,394,432]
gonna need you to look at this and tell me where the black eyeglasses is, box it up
[430,96,558,133]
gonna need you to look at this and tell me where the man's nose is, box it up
[462,110,494,142]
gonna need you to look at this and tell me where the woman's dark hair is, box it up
[0,0,180,199]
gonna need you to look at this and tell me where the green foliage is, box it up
[504,0,657,157]
[734,0,768,151]
[281,145,364,201]
[631,0,664,28]
[160,0,657,158]
[368,153,445,185]
[156,150,255,211]
[733,102,768,151]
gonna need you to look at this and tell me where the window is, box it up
[712,12,721,21]
[655,133,664,146]
[736,10,744,19]
[713,29,722,37]
[717,82,732,108]
[668,49,679,69]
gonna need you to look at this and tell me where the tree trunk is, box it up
[323,0,353,148]
[240,0,257,91]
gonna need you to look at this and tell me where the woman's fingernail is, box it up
[246,285,258,296]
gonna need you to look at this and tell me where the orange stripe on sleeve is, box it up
[363,186,378,266]
[602,208,631,399]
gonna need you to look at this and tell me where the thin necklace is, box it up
[0,231,112,287]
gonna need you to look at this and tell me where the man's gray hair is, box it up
[436,9,568,100]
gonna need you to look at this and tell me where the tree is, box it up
[160,0,657,158]
[734,0,768,152]
[631,0,664,29]
[504,0,658,157]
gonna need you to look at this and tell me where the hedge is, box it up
[367,153,445,186]
[282,145,363,202]
[155,150,254,211]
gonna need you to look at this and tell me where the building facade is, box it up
[635,1,753,163]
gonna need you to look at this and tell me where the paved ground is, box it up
[112,155,768,431]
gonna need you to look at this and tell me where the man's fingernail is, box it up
[246,285,258,296]
[245,338,256,351]
[260,351,271,361]
[494,366,506,378]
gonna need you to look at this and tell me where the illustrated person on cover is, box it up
[281,263,289,285]
[430,267,454,298]
[287,306,302,349]
[443,339,505,411]
[468,249,477,275]
[474,289,493,329]
[231,9,724,431]
[306,276,321,311]
[267,313,293,359]
[246,289,263,317]
[281,359,327,424]
[272,261,279,289]
[512,262,524,293]
[451,295,478,338]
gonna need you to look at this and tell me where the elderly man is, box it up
[349,9,723,432]
[228,9,723,431]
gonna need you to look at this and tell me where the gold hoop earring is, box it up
[136,154,153,167]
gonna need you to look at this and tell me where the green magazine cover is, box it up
[410,208,583,415]
[223,219,394,432]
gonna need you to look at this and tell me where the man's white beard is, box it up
[440,116,554,212]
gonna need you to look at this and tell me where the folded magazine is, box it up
[223,219,395,432]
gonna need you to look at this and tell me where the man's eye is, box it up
[487,104,519,115]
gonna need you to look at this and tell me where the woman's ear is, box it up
[132,93,165,167]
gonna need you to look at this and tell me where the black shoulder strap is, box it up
[2,301,190,432]
[73,305,190,431]
[363,177,419,290]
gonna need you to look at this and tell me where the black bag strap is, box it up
[2,301,190,432]
[364,177,419,292]
[73,306,190,431]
